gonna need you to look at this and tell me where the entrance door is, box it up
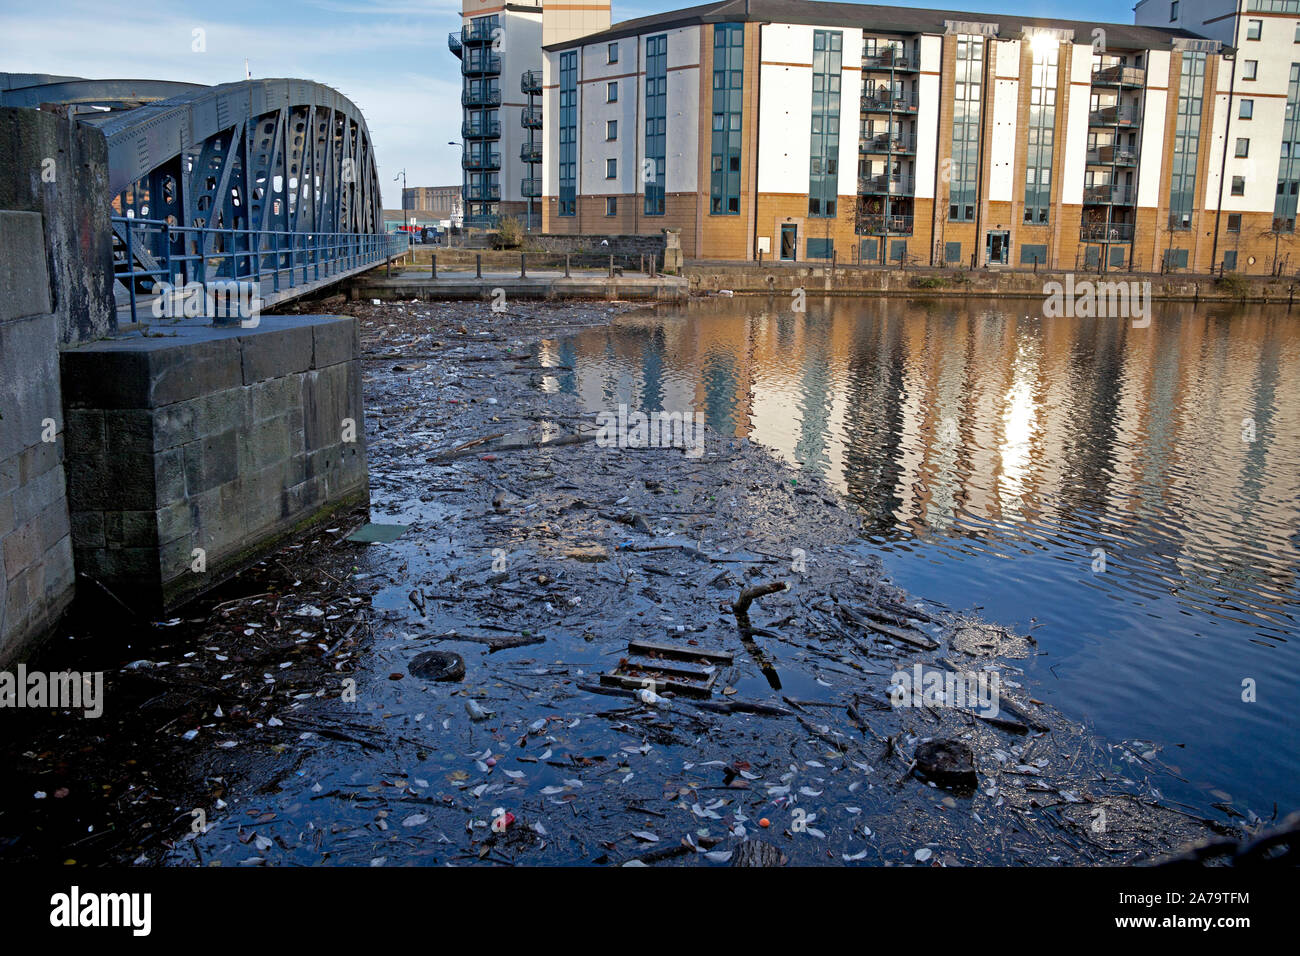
[986,230,1010,265]
[780,224,798,261]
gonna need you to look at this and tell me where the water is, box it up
[548,296,1300,819]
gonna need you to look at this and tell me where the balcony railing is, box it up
[520,142,542,164]
[462,119,502,139]
[1247,0,1300,12]
[1089,106,1141,127]
[462,88,502,108]
[859,174,915,196]
[1092,65,1146,87]
[1086,145,1137,166]
[862,49,920,72]
[448,32,462,57]
[1080,222,1135,243]
[462,151,501,171]
[1084,184,1135,205]
[521,177,541,198]
[521,70,543,95]
[858,213,914,235]
[462,52,502,76]
[464,182,501,202]
[521,106,543,128]
[461,23,497,46]
[860,132,916,154]
[861,89,919,113]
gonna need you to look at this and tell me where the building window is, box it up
[606,119,617,140]
[1274,63,1300,232]
[1244,60,1258,80]
[606,197,617,216]
[949,35,983,222]
[808,29,842,218]
[807,237,834,259]
[607,81,618,102]
[1228,213,1242,232]
[1295,22,1300,42]
[1170,1,1179,21]
[1023,39,1058,225]
[608,42,619,64]
[1236,137,1250,157]
[1240,99,1254,119]
[1248,20,1263,40]
[1232,175,1246,195]
[558,50,577,217]
[710,22,745,215]
[606,158,617,178]
[645,34,668,215]
[1169,51,1206,229]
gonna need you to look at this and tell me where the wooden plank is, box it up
[627,639,733,664]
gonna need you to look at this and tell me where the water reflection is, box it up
[551,296,1300,817]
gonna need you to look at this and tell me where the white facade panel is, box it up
[1060,73,1091,204]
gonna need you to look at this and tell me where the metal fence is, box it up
[112,214,407,323]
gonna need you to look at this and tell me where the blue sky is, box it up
[2,0,1144,208]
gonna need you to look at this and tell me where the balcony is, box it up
[1091,65,1146,88]
[521,70,543,95]
[520,142,542,164]
[462,52,502,76]
[859,174,915,196]
[1086,145,1137,166]
[862,49,920,72]
[1080,222,1135,243]
[462,151,501,171]
[861,88,919,113]
[462,119,501,139]
[460,23,497,46]
[521,106,543,129]
[521,177,541,198]
[462,88,502,108]
[1089,105,1141,128]
[448,32,462,57]
[860,131,916,154]
[464,182,501,202]
[858,213,914,235]
[1083,184,1135,205]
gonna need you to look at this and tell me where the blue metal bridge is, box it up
[1,73,407,324]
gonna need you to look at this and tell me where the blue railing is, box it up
[112,215,407,324]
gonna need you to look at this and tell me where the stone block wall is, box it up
[0,210,76,664]
[60,315,368,611]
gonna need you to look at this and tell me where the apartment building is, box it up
[531,0,1300,271]
[449,1,609,228]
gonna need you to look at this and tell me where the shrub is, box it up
[1217,271,1249,297]
[493,216,523,249]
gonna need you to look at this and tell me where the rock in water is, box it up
[913,739,978,791]
[409,650,465,682]
[731,840,785,867]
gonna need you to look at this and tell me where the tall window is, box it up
[949,35,984,221]
[808,30,843,217]
[1274,63,1300,231]
[645,34,668,216]
[558,51,577,217]
[1169,51,1205,229]
[1023,40,1058,224]
[710,23,744,215]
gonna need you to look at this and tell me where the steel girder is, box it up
[29,77,385,283]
